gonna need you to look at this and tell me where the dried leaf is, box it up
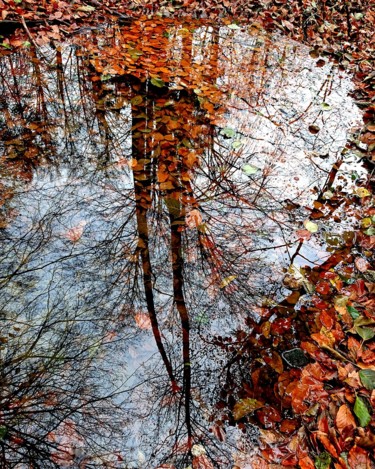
[335,404,357,434]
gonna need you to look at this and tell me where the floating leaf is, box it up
[354,396,371,427]
[315,452,331,469]
[232,141,243,149]
[308,124,320,134]
[320,102,331,111]
[354,187,371,198]
[227,23,241,30]
[233,398,263,420]
[303,220,319,233]
[242,164,260,176]
[359,370,375,390]
[220,127,236,138]
[150,77,165,88]
[219,275,237,289]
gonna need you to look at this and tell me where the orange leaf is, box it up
[316,431,339,459]
[335,404,357,435]
[348,445,370,469]
[298,455,315,469]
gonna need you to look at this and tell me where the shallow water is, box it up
[0,18,364,468]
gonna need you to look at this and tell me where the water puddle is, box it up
[0,18,364,468]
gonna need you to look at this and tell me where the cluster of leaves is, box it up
[212,185,374,467]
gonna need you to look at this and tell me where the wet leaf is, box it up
[282,348,309,368]
[242,164,260,176]
[354,396,371,427]
[354,187,371,198]
[320,102,331,111]
[303,220,319,233]
[219,275,237,289]
[220,127,236,138]
[308,124,320,134]
[233,398,263,420]
[227,24,241,30]
[359,370,375,390]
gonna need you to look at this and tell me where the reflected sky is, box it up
[0,18,362,468]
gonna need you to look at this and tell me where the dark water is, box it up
[0,18,364,468]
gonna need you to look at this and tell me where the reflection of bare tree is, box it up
[0,18,360,468]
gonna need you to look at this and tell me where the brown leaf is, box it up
[335,404,357,435]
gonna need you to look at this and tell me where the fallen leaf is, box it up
[335,404,357,434]
[233,398,263,420]
[354,396,371,427]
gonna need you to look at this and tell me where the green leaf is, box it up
[242,164,259,176]
[304,220,319,233]
[232,141,243,149]
[315,451,331,469]
[23,41,31,48]
[359,370,375,390]
[365,227,375,236]
[0,43,12,50]
[220,127,236,138]
[320,102,331,111]
[347,305,360,319]
[355,326,375,341]
[150,77,165,88]
[354,396,371,427]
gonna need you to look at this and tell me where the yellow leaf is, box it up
[233,398,263,420]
